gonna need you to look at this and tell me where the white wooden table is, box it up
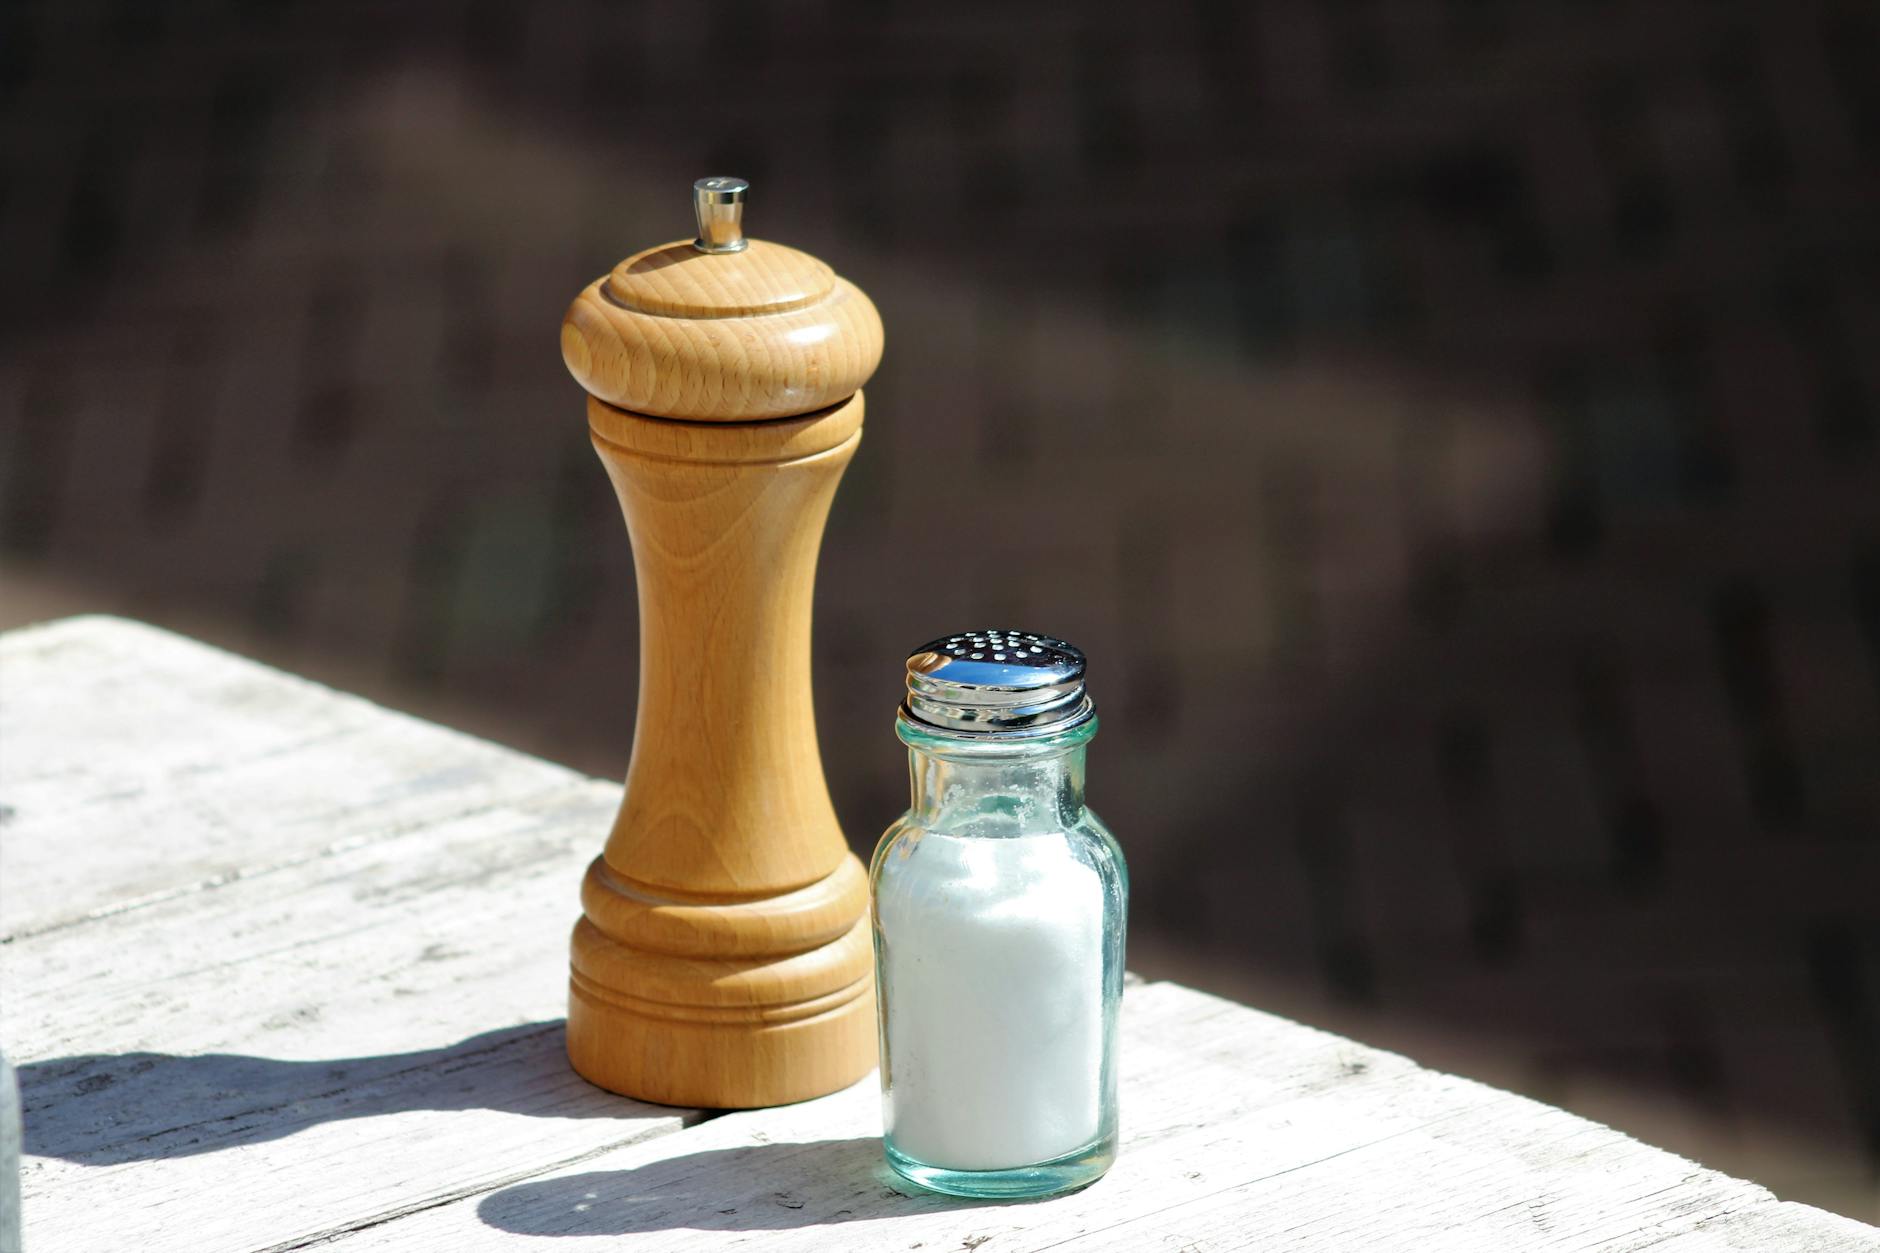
[2,617,1873,1253]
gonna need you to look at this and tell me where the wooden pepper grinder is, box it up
[558,178,883,1108]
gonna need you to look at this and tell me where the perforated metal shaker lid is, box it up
[900,630,1094,736]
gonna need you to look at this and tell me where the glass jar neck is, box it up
[898,717,1095,837]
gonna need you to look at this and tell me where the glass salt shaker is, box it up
[870,630,1128,1199]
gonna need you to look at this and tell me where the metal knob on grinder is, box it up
[692,175,749,253]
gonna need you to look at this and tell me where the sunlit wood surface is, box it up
[2,617,1872,1252]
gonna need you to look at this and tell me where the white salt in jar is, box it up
[870,631,1128,1199]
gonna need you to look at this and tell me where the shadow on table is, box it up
[18,1020,625,1165]
[475,1136,998,1235]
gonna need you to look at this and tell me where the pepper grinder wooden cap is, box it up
[559,178,883,1108]
[562,177,883,422]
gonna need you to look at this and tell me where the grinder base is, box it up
[566,852,877,1108]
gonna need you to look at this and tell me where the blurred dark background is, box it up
[1,0,1876,1222]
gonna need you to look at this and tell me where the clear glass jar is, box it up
[870,631,1128,1199]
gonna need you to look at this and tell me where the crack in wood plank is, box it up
[0,782,585,946]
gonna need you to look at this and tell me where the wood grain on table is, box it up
[2,618,1872,1252]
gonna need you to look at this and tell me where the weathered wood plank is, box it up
[320,982,1871,1252]
[5,618,1874,1252]
[1636,1203,1880,1251]
[1,618,700,1253]
[0,616,583,939]
[7,784,700,1253]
